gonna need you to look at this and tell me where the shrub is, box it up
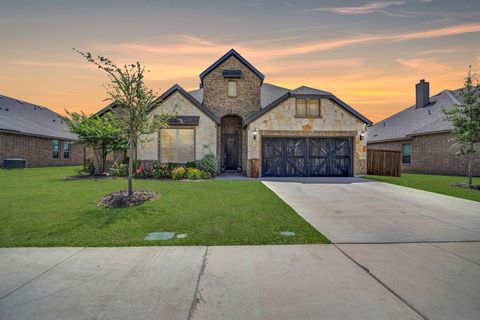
[152,163,169,179]
[166,162,177,172]
[201,170,212,180]
[197,154,218,176]
[171,167,186,180]
[187,168,203,180]
[108,161,128,177]
[133,166,147,179]
[186,161,197,168]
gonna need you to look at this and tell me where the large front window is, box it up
[63,141,71,159]
[402,143,411,164]
[160,128,195,162]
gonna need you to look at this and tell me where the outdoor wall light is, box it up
[253,129,258,140]
[360,131,366,141]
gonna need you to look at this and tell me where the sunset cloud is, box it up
[299,1,406,15]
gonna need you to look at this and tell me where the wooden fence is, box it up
[367,149,401,177]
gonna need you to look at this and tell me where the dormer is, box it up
[200,49,263,118]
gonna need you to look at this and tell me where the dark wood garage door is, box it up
[261,137,353,177]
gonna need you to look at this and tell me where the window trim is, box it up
[52,139,60,159]
[158,127,196,163]
[295,98,322,118]
[63,141,71,159]
[401,143,411,164]
[227,80,237,97]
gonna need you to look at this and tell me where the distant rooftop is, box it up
[367,89,462,143]
[0,95,78,140]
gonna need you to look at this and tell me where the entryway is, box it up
[220,115,242,171]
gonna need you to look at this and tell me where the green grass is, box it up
[366,173,480,202]
[0,166,328,247]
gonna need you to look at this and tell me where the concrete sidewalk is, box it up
[1,246,423,320]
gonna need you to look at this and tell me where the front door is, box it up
[224,133,239,170]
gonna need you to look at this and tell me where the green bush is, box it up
[171,167,186,180]
[197,154,218,176]
[166,162,177,172]
[186,161,197,168]
[201,170,212,180]
[108,161,128,177]
[152,163,169,179]
[186,168,203,180]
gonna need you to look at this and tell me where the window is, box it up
[227,81,237,97]
[63,141,71,159]
[402,143,411,164]
[52,140,59,159]
[296,98,321,117]
[160,128,194,162]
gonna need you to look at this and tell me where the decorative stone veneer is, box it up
[247,98,368,176]
[137,91,217,161]
[202,55,261,118]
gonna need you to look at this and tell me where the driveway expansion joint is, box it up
[333,244,430,320]
[188,246,208,320]
[0,247,85,302]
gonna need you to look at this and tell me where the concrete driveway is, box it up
[262,177,480,243]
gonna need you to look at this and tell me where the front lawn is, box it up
[0,166,328,247]
[367,173,480,202]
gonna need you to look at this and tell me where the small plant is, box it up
[85,158,96,175]
[187,168,203,180]
[166,162,177,172]
[108,161,128,177]
[152,163,169,179]
[186,161,197,168]
[201,170,212,180]
[197,154,218,176]
[171,167,186,180]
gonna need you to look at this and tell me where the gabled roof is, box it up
[241,84,372,126]
[367,89,461,143]
[152,84,220,124]
[0,94,78,140]
[199,49,265,84]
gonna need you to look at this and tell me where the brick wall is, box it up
[0,132,83,168]
[368,133,480,176]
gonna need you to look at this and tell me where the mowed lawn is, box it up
[0,166,328,247]
[367,173,480,202]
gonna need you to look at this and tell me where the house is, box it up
[367,79,480,176]
[96,49,371,177]
[0,95,83,168]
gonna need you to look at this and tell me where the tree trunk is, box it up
[128,145,134,196]
[467,154,473,187]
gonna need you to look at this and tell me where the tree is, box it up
[443,66,480,187]
[75,49,170,195]
[65,112,123,174]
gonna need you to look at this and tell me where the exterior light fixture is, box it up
[253,129,258,140]
[360,131,366,141]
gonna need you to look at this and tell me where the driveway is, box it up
[262,177,480,320]
[261,177,480,243]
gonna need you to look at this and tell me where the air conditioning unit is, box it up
[3,158,26,169]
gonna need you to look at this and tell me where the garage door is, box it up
[261,137,353,177]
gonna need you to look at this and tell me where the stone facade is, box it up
[202,55,261,118]
[137,91,217,162]
[368,133,480,176]
[247,98,368,176]
[1,132,84,167]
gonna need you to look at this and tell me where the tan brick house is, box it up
[368,80,480,176]
[0,95,83,168]
[97,49,372,177]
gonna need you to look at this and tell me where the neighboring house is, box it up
[0,95,83,168]
[368,79,480,176]
[96,49,371,177]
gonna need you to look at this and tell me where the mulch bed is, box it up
[451,183,480,190]
[98,190,159,208]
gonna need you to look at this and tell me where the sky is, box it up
[1,0,479,123]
